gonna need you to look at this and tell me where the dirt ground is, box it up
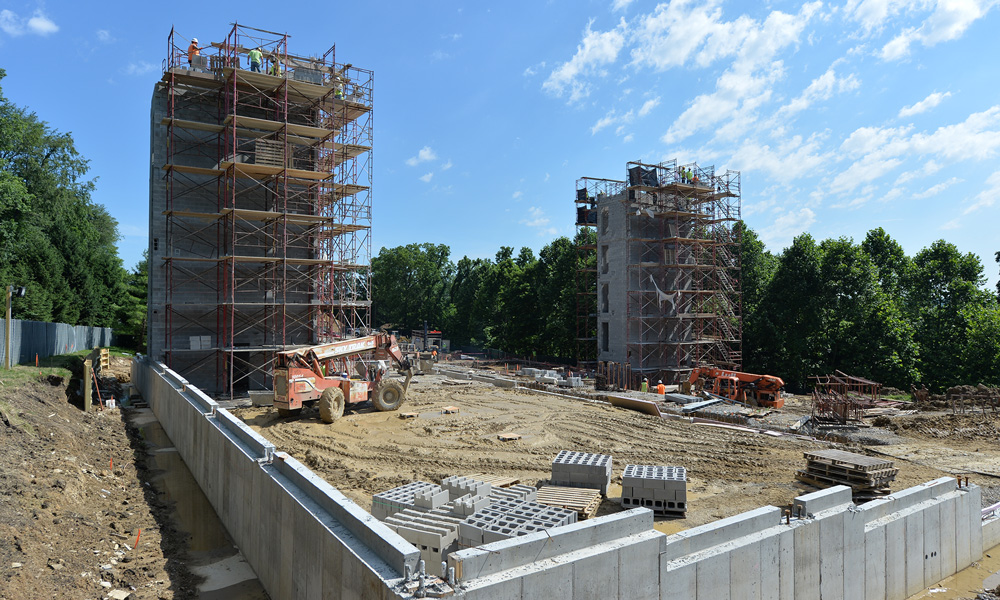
[232,371,963,535]
[0,357,200,600]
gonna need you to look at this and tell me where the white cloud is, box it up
[830,106,1000,196]
[520,206,559,235]
[638,96,661,116]
[879,0,997,61]
[0,9,58,36]
[778,66,860,116]
[963,170,1000,214]
[613,0,635,11]
[659,2,822,144]
[441,159,453,171]
[96,29,112,43]
[543,18,627,102]
[759,207,816,249]
[591,108,634,135]
[623,133,634,142]
[124,61,157,76]
[941,218,961,229]
[512,191,523,199]
[844,0,918,34]
[544,173,550,182]
[895,159,942,184]
[898,91,951,118]
[406,146,438,166]
[523,61,546,77]
[729,134,829,181]
[419,172,434,183]
[910,176,961,199]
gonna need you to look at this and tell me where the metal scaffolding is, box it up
[157,23,372,398]
[580,158,741,385]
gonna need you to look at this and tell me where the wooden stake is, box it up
[134,529,141,548]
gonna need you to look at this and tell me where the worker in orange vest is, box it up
[656,380,666,395]
[187,38,202,67]
[431,349,438,362]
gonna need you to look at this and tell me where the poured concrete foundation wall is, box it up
[131,356,416,599]
[451,481,987,599]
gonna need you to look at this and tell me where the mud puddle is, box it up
[131,408,269,599]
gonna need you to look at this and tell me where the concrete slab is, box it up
[573,550,620,599]
[818,512,845,599]
[905,509,928,597]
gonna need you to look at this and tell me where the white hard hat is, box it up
[191,37,198,43]
[658,380,663,384]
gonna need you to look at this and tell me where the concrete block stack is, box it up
[371,481,440,521]
[557,376,584,388]
[489,483,538,504]
[442,475,492,500]
[383,508,464,576]
[414,486,450,510]
[551,450,612,495]
[457,499,577,547]
[452,493,490,517]
[621,464,687,515]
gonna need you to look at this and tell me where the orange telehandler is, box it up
[273,333,414,423]
[688,367,785,408]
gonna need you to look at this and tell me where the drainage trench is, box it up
[128,408,269,600]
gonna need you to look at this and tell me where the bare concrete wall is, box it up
[131,356,417,598]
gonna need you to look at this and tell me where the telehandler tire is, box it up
[373,379,405,412]
[319,387,345,423]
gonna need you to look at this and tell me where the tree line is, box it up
[373,227,1000,393]
[0,69,146,344]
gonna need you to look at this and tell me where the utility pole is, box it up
[5,285,26,369]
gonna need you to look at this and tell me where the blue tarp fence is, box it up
[0,319,114,366]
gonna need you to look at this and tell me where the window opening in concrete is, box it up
[601,322,609,352]
[601,284,609,313]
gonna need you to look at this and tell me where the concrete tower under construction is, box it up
[147,24,373,398]
[575,160,742,386]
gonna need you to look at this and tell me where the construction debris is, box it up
[795,449,898,500]
[810,371,881,425]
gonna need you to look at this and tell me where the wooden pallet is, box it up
[465,473,520,488]
[795,470,892,494]
[803,449,894,472]
[804,460,899,482]
[497,433,521,442]
[536,485,602,520]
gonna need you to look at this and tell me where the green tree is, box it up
[0,68,127,328]
[737,223,777,374]
[756,234,824,391]
[371,243,454,333]
[905,240,987,389]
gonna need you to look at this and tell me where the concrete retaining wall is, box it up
[452,480,987,599]
[131,356,996,599]
[132,356,417,599]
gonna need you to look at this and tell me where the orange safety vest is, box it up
[656,384,666,394]
[188,43,200,62]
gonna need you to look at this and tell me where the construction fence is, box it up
[0,319,114,366]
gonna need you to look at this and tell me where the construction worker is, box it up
[187,38,202,66]
[431,349,438,362]
[640,378,649,393]
[268,54,282,76]
[656,380,666,395]
[248,47,263,73]
[334,80,345,100]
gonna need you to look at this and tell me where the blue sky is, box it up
[2,1,999,287]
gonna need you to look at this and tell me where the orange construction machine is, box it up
[688,367,785,408]
[273,333,414,423]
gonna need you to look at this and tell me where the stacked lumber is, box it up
[795,449,898,500]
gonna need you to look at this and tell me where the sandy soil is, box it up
[232,372,953,534]
[0,358,200,600]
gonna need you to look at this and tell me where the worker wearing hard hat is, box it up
[187,38,202,66]
[656,380,666,395]
[248,47,263,72]
[268,53,282,76]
